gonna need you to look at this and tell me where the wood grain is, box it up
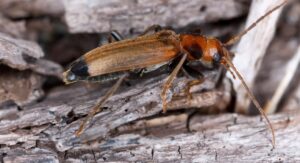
[228,0,286,113]
[63,0,249,35]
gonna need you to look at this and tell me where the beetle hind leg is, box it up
[75,74,127,136]
[98,30,124,46]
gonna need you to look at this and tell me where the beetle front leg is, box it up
[161,53,187,113]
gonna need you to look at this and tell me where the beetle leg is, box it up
[140,25,163,36]
[161,53,187,113]
[184,78,204,100]
[140,25,175,36]
[98,30,124,46]
[109,30,124,42]
[181,64,205,99]
[75,74,127,136]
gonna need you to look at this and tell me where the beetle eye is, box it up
[213,52,221,63]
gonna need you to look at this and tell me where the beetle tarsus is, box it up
[184,79,204,100]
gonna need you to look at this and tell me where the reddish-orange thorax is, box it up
[179,34,224,64]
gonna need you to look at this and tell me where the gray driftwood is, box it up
[265,45,300,113]
[1,86,299,162]
[281,46,300,112]
[0,32,62,105]
[0,32,44,70]
[0,14,26,38]
[228,0,286,113]
[0,32,62,77]
[1,72,300,162]
[63,0,249,35]
[0,0,64,19]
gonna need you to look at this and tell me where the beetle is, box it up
[63,1,287,146]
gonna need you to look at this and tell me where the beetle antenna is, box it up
[222,56,275,148]
[224,0,287,46]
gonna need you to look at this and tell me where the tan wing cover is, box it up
[84,30,180,76]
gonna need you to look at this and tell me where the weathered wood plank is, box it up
[228,0,286,113]
[1,110,299,162]
[63,0,249,34]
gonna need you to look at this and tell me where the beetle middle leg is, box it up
[140,25,175,36]
[183,78,204,100]
[140,25,163,36]
[75,74,128,136]
[180,64,205,100]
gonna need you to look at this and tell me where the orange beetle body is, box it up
[63,0,287,145]
[63,30,227,84]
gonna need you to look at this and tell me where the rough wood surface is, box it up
[1,96,300,162]
[0,68,44,106]
[281,46,300,112]
[265,44,300,113]
[0,30,62,106]
[0,73,299,162]
[0,0,64,19]
[0,14,26,38]
[253,0,300,113]
[63,0,249,35]
[229,0,286,113]
[0,70,225,145]
[0,32,44,70]
[0,0,299,162]
[283,83,300,112]
[0,32,62,105]
[69,111,300,162]
[0,32,62,77]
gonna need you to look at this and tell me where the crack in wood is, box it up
[177,146,182,159]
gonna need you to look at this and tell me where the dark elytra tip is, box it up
[70,59,90,77]
[67,71,77,81]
